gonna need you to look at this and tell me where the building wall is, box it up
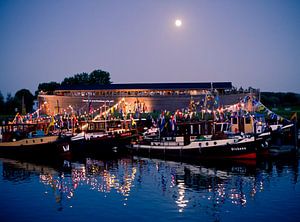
[38,93,254,115]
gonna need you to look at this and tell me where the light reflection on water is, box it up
[0,155,300,221]
[37,158,137,209]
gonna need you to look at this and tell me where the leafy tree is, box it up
[89,70,112,85]
[15,89,35,114]
[283,93,298,106]
[75,72,89,84]
[35,81,61,96]
[0,91,4,114]
[61,77,75,86]
[34,69,112,96]
[4,93,17,115]
[61,72,89,86]
[61,70,112,86]
[261,92,300,107]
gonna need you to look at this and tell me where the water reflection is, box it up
[2,158,59,183]
[136,158,259,214]
[37,158,137,209]
[1,155,299,219]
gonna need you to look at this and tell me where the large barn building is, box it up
[37,82,254,115]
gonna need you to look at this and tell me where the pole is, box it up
[104,100,107,131]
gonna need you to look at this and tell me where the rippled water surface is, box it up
[1,154,300,222]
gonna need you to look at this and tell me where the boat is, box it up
[128,134,263,160]
[70,119,138,155]
[128,120,265,160]
[262,123,298,157]
[218,113,299,157]
[0,123,71,158]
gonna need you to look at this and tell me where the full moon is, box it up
[175,19,182,27]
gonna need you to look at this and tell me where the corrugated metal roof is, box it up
[56,82,232,91]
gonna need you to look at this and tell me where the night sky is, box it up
[0,0,299,96]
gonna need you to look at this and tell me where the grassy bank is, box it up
[269,106,299,119]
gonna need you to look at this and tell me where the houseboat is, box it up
[0,123,70,158]
[128,120,266,160]
[70,119,138,155]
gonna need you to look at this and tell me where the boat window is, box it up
[215,124,222,132]
[245,117,251,124]
[193,124,199,135]
[224,123,230,131]
[41,139,43,142]
[232,118,237,124]
[33,140,35,143]
[206,142,209,146]
[214,142,217,145]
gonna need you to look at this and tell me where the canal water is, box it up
[1,154,300,222]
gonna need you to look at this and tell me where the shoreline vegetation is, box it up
[0,69,299,123]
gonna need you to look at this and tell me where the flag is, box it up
[152,117,156,127]
[170,115,176,131]
[290,112,297,122]
[214,95,220,107]
[131,118,136,127]
[252,99,259,106]
[270,113,277,120]
[88,100,93,113]
[130,114,136,127]
[257,103,266,112]
[46,117,55,134]
[160,116,165,132]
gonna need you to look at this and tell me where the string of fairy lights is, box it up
[10,95,288,125]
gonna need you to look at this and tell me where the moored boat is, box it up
[128,134,262,160]
[130,114,274,160]
[0,123,71,158]
[70,120,138,155]
[258,123,298,157]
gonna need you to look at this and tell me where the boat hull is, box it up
[70,132,136,156]
[0,136,71,159]
[128,138,261,160]
[260,145,297,158]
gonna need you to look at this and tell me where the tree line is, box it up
[36,69,111,95]
[260,92,300,108]
[0,69,111,115]
[0,69,299,116]
[0,89,34,115]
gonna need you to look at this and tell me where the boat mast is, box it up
[21,95,26,115]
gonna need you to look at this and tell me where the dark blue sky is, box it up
[1,0,299,96]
